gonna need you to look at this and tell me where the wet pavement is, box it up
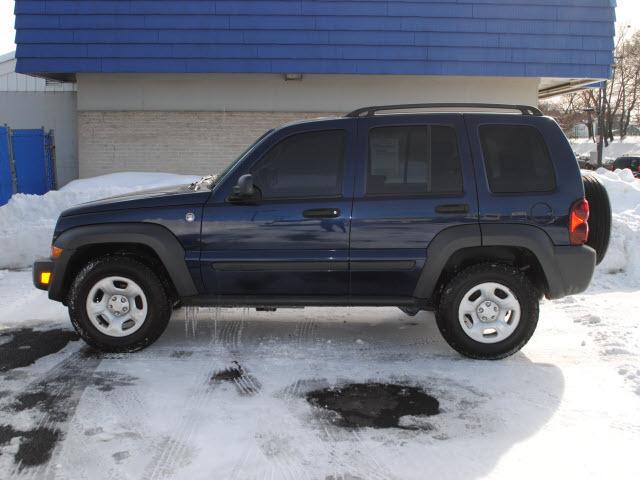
[0,306,636,479]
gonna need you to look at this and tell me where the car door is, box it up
[200,119,356,299]
[349,114,479,298]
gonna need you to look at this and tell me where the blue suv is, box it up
[33,104,610,359]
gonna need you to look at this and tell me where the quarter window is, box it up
[252,130,346,199]
[479,124,555,193]
[367,125,463,195]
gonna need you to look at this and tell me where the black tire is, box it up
[582,173,611,265]
[67,255,172,352]
[436,263,539,360]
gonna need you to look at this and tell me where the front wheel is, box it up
[67,256,172,352]
[436,263,539,360]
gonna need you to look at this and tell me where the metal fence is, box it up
[0,126,56,206]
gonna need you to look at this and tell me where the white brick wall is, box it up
[78,110,336,178]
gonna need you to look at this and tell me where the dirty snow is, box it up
[0,172,199,269]
[0,170,638,479]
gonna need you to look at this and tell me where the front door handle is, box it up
[435,203,469,214]
[303,208,341,218]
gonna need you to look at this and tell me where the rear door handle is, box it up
[303,208,341,218]
[435,203,469,214]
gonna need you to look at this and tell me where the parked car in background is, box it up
[613,156,640,178]
[33,103,612,360]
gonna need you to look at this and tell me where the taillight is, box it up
[569,198,589,245]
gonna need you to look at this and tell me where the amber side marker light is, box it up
[51,245,63,259]
[40,271,52,285]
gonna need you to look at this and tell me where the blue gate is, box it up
[0,127,14,205]
[0,126,57,205]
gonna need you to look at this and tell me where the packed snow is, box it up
[590,168,640,285]
[0,172,199,269]
[0,170,638,479]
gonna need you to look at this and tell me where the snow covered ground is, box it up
[571,135,640,161]
[0,170,639,479]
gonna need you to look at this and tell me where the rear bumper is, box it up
[33,260,55,291]
[547,245,596,299]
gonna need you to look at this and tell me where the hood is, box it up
[60,184,209,217]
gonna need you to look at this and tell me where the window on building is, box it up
[366,125,462,196]
[479,124,555,193]
[252,130,346,199]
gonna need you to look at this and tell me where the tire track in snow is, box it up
[141,319,251,479]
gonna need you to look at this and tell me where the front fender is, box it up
[48,223,198,301]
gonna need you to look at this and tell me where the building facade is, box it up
[13,0,616,179]
[0,51,77,185]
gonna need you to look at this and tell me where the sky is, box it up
[0,0,639,57]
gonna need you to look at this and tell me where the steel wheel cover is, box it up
[457,282,521,344]
[85,276,148,338]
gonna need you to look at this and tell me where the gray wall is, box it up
[0,91,78,187]
[78,73,540,112]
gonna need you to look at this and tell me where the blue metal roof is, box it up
[14,0,616,79]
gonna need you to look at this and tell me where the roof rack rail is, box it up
[345,103,543,118]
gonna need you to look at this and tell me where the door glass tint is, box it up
[367,125,462,195]
[252,130,346,199]
[479,124,555,193]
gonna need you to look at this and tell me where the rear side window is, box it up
[367,125,463,195]
[479,125,555,193]
[252,130,346,199]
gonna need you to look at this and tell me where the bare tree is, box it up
[542,28,640,148]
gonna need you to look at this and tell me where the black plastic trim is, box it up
[212,261,348,272]
[350,261,416,271]
[480,223,595,298]
[346,103,543,118]
[48,223,198,301]
[183,295,423,308]
[413,224,482,299]
[33,260,54,291]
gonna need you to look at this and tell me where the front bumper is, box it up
[33,259,55,291]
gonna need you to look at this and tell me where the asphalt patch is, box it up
[91,371,137,392]
[306,382,440,429]
[212,361,244,382]
[211,362,261,396]
[0,328,78,372]
[0,425,61,468]
[13,391,57,413]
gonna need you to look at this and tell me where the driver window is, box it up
[252,130,346,199]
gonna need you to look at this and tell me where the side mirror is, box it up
[233,174,255,197]
[229,174,258,202]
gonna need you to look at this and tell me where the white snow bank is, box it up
[592,168,640,283]
[571,136,640,161]
[0,172,199,269]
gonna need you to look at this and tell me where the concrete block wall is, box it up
[78,110,335,178]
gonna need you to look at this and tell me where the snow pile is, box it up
[593,168,640,284]
[0,172,199,269]
[571,136,640,161]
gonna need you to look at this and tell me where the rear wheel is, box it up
[436,263,539,359]
[582,173,611,264]
[68,256,171,352]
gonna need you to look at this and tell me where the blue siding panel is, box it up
[14,0,615,80]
